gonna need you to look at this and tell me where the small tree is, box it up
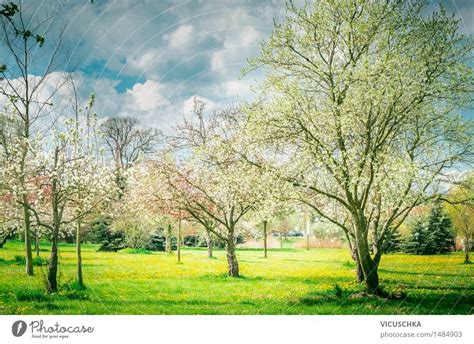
[155,101,265,277]
[251,179,293,258]
[445,174,473,264]
[67,91,114,288]
[110,165,160,251]
[116,162,184,259]
[0,1,66,275]
[29,111,113,292]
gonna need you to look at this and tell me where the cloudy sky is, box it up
[2,0,473,130]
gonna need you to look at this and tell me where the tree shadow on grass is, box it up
[383,282,474,292]
[295,286,474,314]
[60,263,106,267]
[196,273,266,282]
[280,258,341,264]
[379,268,470,279]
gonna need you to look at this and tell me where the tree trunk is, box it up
[0,236,7,249]
[47,180,60,293]
[177,219,181,263]
[351,248,364,283]
[47,223,59,293]
[22,203,34,276]
[76,220,83,288]
[352,248,364,283]
[263,220,268,258]
[280,233,283,249]
[166,224,172,254]
[206,229,213,258]
[354,220,381,295]
[34,227,40,257]
[305,215,310,250]
[226,234,239,277]
[115,167,126,200]
[345,232,364,283]
[356,260,364,283]
[464,238,471,264]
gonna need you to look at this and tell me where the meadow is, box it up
[0,240,472,315]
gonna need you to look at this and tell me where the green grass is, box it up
[0,240,472,315]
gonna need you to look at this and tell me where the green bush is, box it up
[14,255,25,265]
[123,248,152,254]
[32,256,49,266]
[183,235,203,247]
[13,255,48,266]
[145,229,176,251]
[86,217,126,252]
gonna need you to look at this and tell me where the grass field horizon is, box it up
[0,240,472,315]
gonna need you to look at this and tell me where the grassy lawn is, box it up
[0,240,472,315]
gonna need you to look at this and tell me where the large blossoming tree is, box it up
[244,0,474,295]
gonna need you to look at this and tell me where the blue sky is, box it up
[50,0,291,130]
[2,0,473,130]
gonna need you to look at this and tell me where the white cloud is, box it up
[223,28,263,49]
[125,80,169,112]
[127,48,161,71]
[0,72,77,120]
[163,25,195,48]
[7,1,287,132]
[60,0,275,95]
[210,50,227,70]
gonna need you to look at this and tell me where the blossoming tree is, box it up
[243,0,474,294]
[29,92,114,292]
[156,100,268,277]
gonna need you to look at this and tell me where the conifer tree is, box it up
[404,203,455,255]
[425,202,455,254]
[404,219,428,255]
[381,228,403,254]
